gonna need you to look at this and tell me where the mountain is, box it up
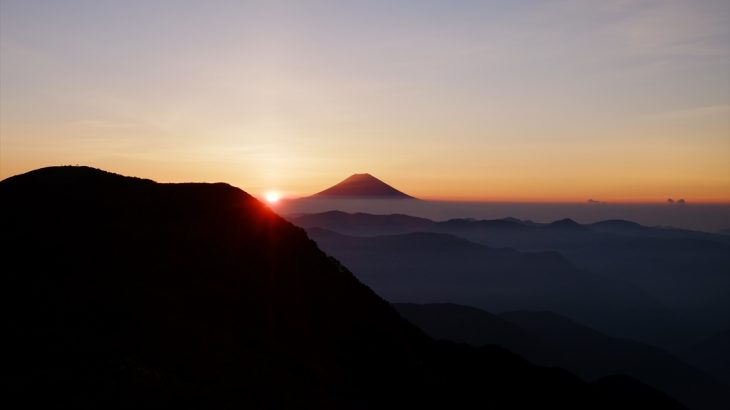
[2,167,425,408]
[3,166,675,409]
[426,218,730,347]
[311,173,416,199]
[394,303,728,410]
[548,218,589,231]
[289,211,730,348]
[304,227,673,343]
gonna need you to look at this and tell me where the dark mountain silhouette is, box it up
[305,228,673,343]
[311,173,416,199]
[289,211,730,349]
[2,166,677,409]
[548,218,589,231]
[589,219,645,232]
[394,303,728,410]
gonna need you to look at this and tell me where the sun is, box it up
[264,191,281,204]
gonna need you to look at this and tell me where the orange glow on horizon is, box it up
[413,195,730,205]
[3,162,729,206]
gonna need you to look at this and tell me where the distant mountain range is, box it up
[3,166,682,409]
[394,303,729,410]
[311,173,417,199]
[289,211,730,350]
[304,226,678,348]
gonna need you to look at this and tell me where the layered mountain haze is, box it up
[279,197,730,233]
[3,166,681,409]
[290,211,730,350]
[304,226,676,347]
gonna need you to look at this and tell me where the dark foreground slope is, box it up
[2,167,680,409]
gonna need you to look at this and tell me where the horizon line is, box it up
[274,196,730,206]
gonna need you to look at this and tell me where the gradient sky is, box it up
[1,0,729,202]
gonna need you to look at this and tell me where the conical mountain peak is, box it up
[312,173,416,199]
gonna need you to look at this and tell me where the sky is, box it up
[1,0,729,202]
